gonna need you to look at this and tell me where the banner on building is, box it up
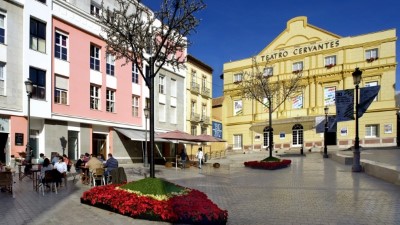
[315,116,337,133]
[335,89,354,122]
[212,121,223,139]
[358,85,380,118]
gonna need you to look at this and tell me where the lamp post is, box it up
[323,106,329,158]
[352,67,362,172]
[143,107,149,167]
[24,79,33,163]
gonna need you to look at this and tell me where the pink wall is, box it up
[10,116,27,157]
[52,18,145,126]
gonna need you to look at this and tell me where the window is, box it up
[106,89,115,112]
[90,3,101,17]
[365,124,378,138]
[55,32,68,60]
[233,134,242,149]
[159,76,165,94]
[292,93,303,109]
[30,18,46,53]
[54,75,68,104]
[324,86,336,106]
[29,67,46,100]
[234,73,242,83]
[90,85,100,110]
[132,95,139,117]
[263,67,273,76]
[170,106,177,124]
[90,45,100,71]
[292,62,303,73]
[202,104,207,120]
[159,103,166,122]
[191,125,197,136]
[132,64,139,84]
[233,100,242,116]
[202,76,206,89]
[325,55,336,68]
[366,48,378,62]
[365,81,378,101]
[0,14,5,44]
[263,127,271,147]
[191,70,197,82]
[0,63,5,95]
[191,101,196,116]
[106,54,115,76]
[171,79,177,97]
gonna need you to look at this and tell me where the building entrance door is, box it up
[292,124,303,147]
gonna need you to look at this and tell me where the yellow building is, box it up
[222,16,397,152]
[185,55,213,157]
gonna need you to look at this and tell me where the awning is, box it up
[249,116,316,131]
[114,127,171,142]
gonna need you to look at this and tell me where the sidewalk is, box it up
[1,149,400,225]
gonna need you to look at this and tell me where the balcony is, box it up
[201,87,211,98]
[201,115,210,125]
[190,82,200,94]
[190,112,200,122]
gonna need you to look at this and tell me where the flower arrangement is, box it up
[244,157,291,170]
[366,57,378,63]
[325,64,336,69]
[81,179,228,224]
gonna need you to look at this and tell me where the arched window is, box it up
[292,124,303,147]
[263,126,273,148]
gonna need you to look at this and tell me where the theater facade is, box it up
[222,16,397,152]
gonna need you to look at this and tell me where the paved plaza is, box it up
[1,149,400,225]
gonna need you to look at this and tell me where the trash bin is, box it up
[204,153,208,162]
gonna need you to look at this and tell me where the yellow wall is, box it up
[222,16,397,151]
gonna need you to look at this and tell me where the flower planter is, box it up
[213,163,220,168]
[244,159,291,170]
[81,183,228,225]
[165,162,173,168]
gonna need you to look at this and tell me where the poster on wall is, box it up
[384,124,392,134]
[15,133,24,146]
[234,100,243,115]
[292,94,303,109]
[212,121,223,139]
[324,86,336,106]
[280,132,285,139]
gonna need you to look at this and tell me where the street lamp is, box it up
[323,106,329,158]
[352,67,362,172]
[143,107,150,167]
[24,79,33,163]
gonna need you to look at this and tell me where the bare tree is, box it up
[234,57,303,158]
[98,0,206,177]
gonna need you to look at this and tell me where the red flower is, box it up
[244,159,291,170]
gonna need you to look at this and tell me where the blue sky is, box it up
[144,0,400,98]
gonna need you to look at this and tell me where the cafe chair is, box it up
[0,171,13,195]
[38,170,57,196]
[92,168,105,186]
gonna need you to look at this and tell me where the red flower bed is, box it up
[244,159,291,170]
[81,184,228,225]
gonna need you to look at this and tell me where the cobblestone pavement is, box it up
[1,150,400,225]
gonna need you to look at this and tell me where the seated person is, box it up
[40,158,53,182]
[38,153,45,165]
[104,153,119,177]
[53,157,67,187]
[85,154,103,173]
[75,154,85,174]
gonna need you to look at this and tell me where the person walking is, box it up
[180,149,187,169]
[196,148,204,169]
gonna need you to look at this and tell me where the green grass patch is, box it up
[261,156,281,162]
[120,178,186,196]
